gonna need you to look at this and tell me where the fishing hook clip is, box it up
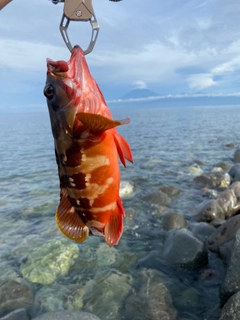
[51,0,99,55]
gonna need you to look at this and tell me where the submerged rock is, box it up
[32,311,101,320]
[119,180,135,199]
[0,309,29,320]
[162,212,187,231]
[142,191,171,206]
[158,186,182,197]
[0,280,33,317]
[163,228,208,269]
[233,149,240,163]
[20,239,79,285]
[189,222,215,242]
[219,291,240,320]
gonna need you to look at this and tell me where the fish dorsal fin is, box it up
[56,188,89,242]
[114,132,133,167]
[76,112,130,135]
[104,196,124,246]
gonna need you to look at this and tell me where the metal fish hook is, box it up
[51,0,99,55]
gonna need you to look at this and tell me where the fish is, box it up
[44,45,133,246]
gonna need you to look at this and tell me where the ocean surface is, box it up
[1,103,240,319]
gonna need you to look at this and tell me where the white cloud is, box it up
[187,74,216,90]
[133,81,147,89]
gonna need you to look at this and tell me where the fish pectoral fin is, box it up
[56,188,89,242]
[76,112,130,135]
[114,132,133,167]
[104,197,124,246]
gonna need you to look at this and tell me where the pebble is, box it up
[162,212,187,231]
[142,191,171,206]
[32,311,101,320]
[193,172,231,188]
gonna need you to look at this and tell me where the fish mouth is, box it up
[67,45,86,84]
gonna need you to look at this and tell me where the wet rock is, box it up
[32,311,101,320]
[215,162,232,171]
[221,229,240,301]
[189,222,215,242]
[233,149,240,163]
[186,164,203,176]
[158,186,182,197]
[142,191,171,206]
[229,164,240,182]
[96,243,118,267]
[20,239,79,285]
[194,182,240,222]
[219,291,240,320]
[163,229,208,269]
[162,212,187,231]
[148,283,178,320]
[210,219,226,227]
[119,180,135,199]
[0,309,29,320]
[207,215,240,252]
[225,143,235,148]
[0,280,33,317]
[124,208,136,228]
[219,239,235,264]
[84,271,133,320]
[194,171,231,188]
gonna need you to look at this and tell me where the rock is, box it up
[0,280,33,317]
[225,143,235,148]
[96,243,118,267]
[219,239,235,264]
[20,239,79,285]
[148,283,178,320]
[194,172,231,188]
[0,309,29,320]
[219,291,240,320]
[162,212,187,231]
[32,311,101,320]
[208,215,240,252]
[233,149,240,163]
[215,162,232,171]
[124,208,136,228]
[158,186,182,197]
[194,199,225,222]
[186,164,203,176]
[84,271,133,319]
[194,182,240,222]
[142,191,171,206]
[229,164,240,182]
[163,229,208,269]
[221,230,240,301]
[119,181,135,199]
[189,222,215,242]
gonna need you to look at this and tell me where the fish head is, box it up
[44,46,93,139]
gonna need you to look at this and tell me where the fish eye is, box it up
[44,84,55,100]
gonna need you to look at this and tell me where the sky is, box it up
[1,0,240,111]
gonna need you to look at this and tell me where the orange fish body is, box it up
[44,46,132,246]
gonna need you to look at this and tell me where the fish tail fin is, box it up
[104,196,124,246]
[114,132,133,167]
[56,188,89,242]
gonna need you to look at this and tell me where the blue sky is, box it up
[0,0,240,111]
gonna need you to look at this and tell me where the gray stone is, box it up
[208,215,240,252]
[194,171,231,188]
[0,309,29,320]
[20,239,79,285]
[0,280,33,317]
[221,230,240,300]
[189,222,215,242]
[219,291,240,320]
[158,186,182,197]
[219,239,235,264]
[163,228,208,268]
[233,149,240,163]
[32,311,101,320]
[194,199,225,222]
[142,191,171,206]
[162,212,187,231]
[229,164,240,182]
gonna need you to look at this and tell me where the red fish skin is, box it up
[44,46,132,246]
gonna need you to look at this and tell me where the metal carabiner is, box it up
[52,0,99,55]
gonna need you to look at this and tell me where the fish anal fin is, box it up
[76,112,130,135]
[56,188,89,242]
[114,132,133,167]
[104,197,124,246]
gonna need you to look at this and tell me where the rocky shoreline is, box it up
[3,149,240,319]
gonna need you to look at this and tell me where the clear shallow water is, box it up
[1,104,240,319]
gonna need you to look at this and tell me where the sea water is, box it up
[1,104,240,319]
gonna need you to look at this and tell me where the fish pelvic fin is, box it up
[76,112,130,135]
[56,188,89,242]
[104,197,124,246]
[114,132,133,167]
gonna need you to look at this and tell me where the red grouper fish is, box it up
[44,45,133,246]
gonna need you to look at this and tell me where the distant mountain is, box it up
[120,88,159,100]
